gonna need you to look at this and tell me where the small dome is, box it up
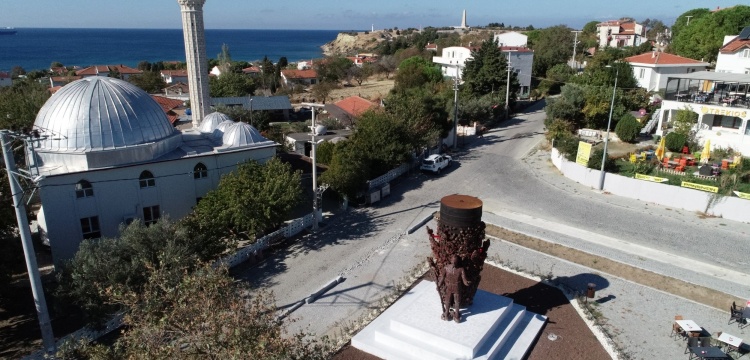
[34,76,176,153]
[222,122,272,148]
[199,112,232,133]
[314,125,327,135]
[214,120,235,138]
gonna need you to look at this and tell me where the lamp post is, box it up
[598,65,619,191]
[302,102,327,230]
[452,65,460,151]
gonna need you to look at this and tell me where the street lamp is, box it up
[598,65,619,191]
[452,65,460,151]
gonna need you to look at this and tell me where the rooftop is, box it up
[625,52,708,66]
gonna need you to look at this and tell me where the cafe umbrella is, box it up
[700,139,711,164]
[655,136,666,160]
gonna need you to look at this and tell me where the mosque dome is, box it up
[221,122,272,148]
[214,119,235,138]
[198,112,232,134]
[34,76,176,153]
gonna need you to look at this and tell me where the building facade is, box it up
[596,20,645,49]
[715,27,750,75]
[32,77,276,266]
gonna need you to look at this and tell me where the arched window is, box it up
[75,180,93,198]
[139,170,155,188]
[193,163,208,179]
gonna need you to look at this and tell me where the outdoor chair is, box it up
[685,336,700,354]
[722,160,729,170]
[682,146,690,154]
[675,165,685,172]
[729,305,746,328]
[672,315,686,339]
[630,154,637,163]
[662,157,670,169]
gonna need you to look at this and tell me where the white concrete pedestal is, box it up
[352,281,546,360]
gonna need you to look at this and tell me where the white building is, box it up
[161,69,189,84]
[494,31,527,47]
[625,52,709,92]
[655,71,750,155]
[715,26,750,74]
[596,20,645,49]
[432,45,534,97]
[32,77,277,266]
[0,72,11,87]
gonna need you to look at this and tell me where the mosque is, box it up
[32,0,277,266]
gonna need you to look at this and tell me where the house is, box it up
[324,95,378,127]
[494,31,528,47]
[76,64,143,80]
[242,66,262,77]
[49,75,82,88]
[280,69,318,87]
[151,95,186,125]
[297,60,313,70]
[432,45,535,97]
[211,95,293,121]
[715,26,750,75]
[160,69,189,84]
[32,76,277,266]
[0,72,11,87]
[596,20,645,49]
[425,43,438,52]
[625,51,709,92]
[163,82,190,100]
[346,54,379,67]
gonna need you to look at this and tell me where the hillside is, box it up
[321,30,392,56]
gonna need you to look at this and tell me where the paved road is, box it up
[235,100,750,357]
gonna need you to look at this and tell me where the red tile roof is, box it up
[151,95,185,125]
[334,96,377,117]
[625,52,707,65]
[242,66,261,73]
[720,35,750,54]
[50,76,82,82]
[425,43,438,50]
[76,64,142,76]
[281,69,317,79]
[0,72,10,79]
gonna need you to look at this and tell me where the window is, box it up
[712,115,742,129]
[143,205,160,226]
[75,180,93,198]
[139,170,155,188]
[742,49,750,58]
[639,69,645,79]
[193,163,208,179]
[80,216,101,239]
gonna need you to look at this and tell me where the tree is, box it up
[393,56,443,92]
[462,38,518,99]
[315,56,354,84]
[190,158,302,239]
[670,6,750,63]
[0,173,23,297]
[55,217,228,323]
[376,55,398,79]
[0,79,50,131]
[671,8,711,39]
[644,19,668,40]
[538,63,575,95]
[213,105,270,131]
[385,87,452,146]
[311,81,337,104]
[209,71,257,97]
[217,43,233,74]
[128,71,167,94]
[529,25,575,77]
[614,113,641,143]
[10,66,26,79]
[319,141,370,199]
[544,84,585,127]
[57,265,331,359]
[50,61,64,68]
[672,107,698,137]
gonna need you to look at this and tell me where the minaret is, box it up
[461,9,467,29]
[178,0,212,128]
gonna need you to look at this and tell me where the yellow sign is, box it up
[700,106,748,118]
[635,173,668,183]
[734,191,750,200]
[681,181,718,193]
[576,141,592,166]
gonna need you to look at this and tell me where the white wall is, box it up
[716,47,750,74]
[494,32,527,47]
[432,46,472,78]
[550,148,750,223]
[39,146,276,265]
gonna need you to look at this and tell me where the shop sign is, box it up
[635,173,668,183]
[700,106,748,118]
[576,141,592,166]
[681,181,718,193]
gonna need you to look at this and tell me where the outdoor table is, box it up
[668,160,679,168]
[717,332,743,355]
[677,320,702,334]
[689,346,727,359]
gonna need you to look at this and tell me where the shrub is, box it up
[553,133,580,162]
[664,132,686,152]
[587,148,618,172]
[545,118,574,143]
[614,114,641,143]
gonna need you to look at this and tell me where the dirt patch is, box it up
[332,264,610,360]
[289,78,394,105]
[485,224,743,311]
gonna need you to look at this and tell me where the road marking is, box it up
[482,201,750,286]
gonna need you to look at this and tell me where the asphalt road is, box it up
[234,99,750,341]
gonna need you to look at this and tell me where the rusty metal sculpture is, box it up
[428,194,490,322]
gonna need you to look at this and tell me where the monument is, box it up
[352,194,547,359]
[177,0,212,127]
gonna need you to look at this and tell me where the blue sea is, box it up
[0,28,344,72]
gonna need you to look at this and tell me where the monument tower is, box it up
[461,9,468,29]
[178,0,212,127]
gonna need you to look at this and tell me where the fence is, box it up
[26,212,317,359]
[367,162,414,191]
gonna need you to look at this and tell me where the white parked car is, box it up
[420,154,452,174]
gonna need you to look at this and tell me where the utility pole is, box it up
[505,52,511,120]
[452,65,460,151]
[685,16,693,26]
[302,103,327,230]
[571,30,582,70]
[1,130,55,354]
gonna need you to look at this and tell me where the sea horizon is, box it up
[0,28,353,72]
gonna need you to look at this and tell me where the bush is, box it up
[545,119,574,143]
[553,133,580,162]
[587,148,618,172]
[665,132,687,152]
[614,114,641,143]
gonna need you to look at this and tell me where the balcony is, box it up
[664,71,750,109]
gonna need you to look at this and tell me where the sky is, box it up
[1,0,743,30]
